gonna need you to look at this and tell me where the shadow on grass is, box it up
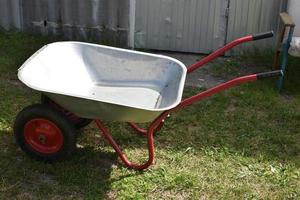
[0,130,120,199]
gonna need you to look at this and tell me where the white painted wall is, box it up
[288,0,300,36]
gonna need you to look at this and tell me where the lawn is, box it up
[0,32,299,199]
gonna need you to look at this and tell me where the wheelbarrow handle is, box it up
[257,70,283,79]
[187,30,274,73]
[174,70,282,110]
[253,31,274,40]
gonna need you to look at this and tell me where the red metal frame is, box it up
[94,74,257,170]
[92,34,268,170]
[187,35,253,73]
[174,74,257,110]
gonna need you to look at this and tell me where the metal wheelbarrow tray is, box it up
[14,31,283,170]
[18,42,187,123]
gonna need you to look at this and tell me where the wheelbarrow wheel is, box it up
[14,104,76,162]
[41,94,92,129]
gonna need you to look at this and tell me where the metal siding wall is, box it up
[1,0,286,53]
[0,0,21,30]
[227,0,285,54]
[135,0,228,53]
[135,0,285,54]
[0,0,129,45]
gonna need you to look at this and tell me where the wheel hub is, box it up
[24,119,64,154]
[38,134,46,144]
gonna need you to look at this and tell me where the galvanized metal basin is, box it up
[18,42,187,122]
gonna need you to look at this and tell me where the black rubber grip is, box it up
[257,70,283,79]
[252,31,274,40]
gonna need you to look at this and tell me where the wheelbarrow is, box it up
[14,31,282,170]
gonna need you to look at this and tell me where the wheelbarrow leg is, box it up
[95,119,156,170]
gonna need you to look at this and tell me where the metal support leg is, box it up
[95,119,156,170]
[277,27,294,91]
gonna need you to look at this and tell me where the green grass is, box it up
[0,31,300,199]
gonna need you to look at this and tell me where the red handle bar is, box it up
[187,31,274,73]
[175,70,282,110]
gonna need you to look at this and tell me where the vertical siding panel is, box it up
[235,0,242,52]
[133,0,285,54]
[1,0,129,45]
[169,0,178,50]
[212,0,220,49]
[150,0,158,48]
[206,0,216,52]
[226,0,235,44]
[11,0,22,29]
[241,0,250,52]
[107,0,118,29]
[175,0,185,50]
[227,0,286,55]
[163,0,173,50]
[134,0,142,34]
[46,0,60,35]
[182,0,190,52]
[1,0,286,53]
[144,0,151,47]
[199,0,209,51]
[0,0,9,30]
[146,0,155,48]
[248,0,255,33]
[118,0,129,29]
[194,0,203,52]
[157,0,166,49]
[135,0,147,48]
[204,0,211,51]
[134,0,237,53]
[156,0,163,48]
[188,0,197,52]
[152,0,160,48]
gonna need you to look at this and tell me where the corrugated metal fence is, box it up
[0,0,129,46]
[135,0,287,54]
[0,0,21,30]
[135,0,228,53]
[227,0,287,54]
[0,0,287,54]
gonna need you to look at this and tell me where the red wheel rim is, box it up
[24,119,64,154]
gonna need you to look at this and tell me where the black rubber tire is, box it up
[41,94,92,129]
[14,104,77,162]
